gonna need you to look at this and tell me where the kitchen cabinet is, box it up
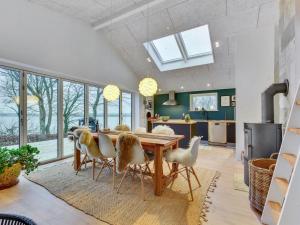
[196,122,208,141]
[226,122,236,143]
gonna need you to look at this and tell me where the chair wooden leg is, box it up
[140,166,145,201]
[95,162,106,181]
[190,167,201,187]
[113,158,116,188]
[143,162,151,177]
[185,167,193,201]
[117,167,129,193]
[166,161,172,172]
[76,154,87,175]
[92,159,96,180]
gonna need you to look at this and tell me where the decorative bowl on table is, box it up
[160,116,170,122]
[101,128,111,133]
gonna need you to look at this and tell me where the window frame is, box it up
[144,24,214,71]
[189,92,218,112]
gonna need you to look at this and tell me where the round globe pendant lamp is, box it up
[103,84,120,101]
[139,77,158,97]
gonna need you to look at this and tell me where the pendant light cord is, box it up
[146,2,150,78]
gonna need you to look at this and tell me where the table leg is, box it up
[73,141,81,171]
[154,145,164,196]
[172,141,179,177]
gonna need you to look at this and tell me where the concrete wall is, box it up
[0,0,137,91]
[235,26,275,160]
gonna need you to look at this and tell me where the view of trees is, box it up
[0,69,20,142]
[0,70,105,144]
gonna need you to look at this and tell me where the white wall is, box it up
[276,0,300,127]
[235,26,275,160]
[0,0,137,91]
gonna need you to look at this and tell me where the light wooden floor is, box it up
[0,146,261,225]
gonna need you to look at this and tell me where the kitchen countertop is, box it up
[151,119,236,124]
[152,119,197,125]
[196,120,236,123]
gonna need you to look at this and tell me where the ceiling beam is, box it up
[92,0,167,30]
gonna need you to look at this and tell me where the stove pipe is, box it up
[261,79,289,123]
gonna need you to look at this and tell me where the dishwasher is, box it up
[208,121,227,145]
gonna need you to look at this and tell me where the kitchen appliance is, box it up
[208,121,227,145]
[162,91,178,106]
[243,123,282,185]
[243,80,288,185]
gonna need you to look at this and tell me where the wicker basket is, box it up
[248,153,277,212]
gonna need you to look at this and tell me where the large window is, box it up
[190,93,218,111]
[121,92,132,129]
[107,98,120,129]
[26,73,58,161]
[0,67,20,148]
[0,65,134,163]
[89,86,104,131]
[63,81,84,156]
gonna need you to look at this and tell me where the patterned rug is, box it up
[26,162,219,225]
[233,169,249,192]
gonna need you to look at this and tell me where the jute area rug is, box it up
[26,162,219,225]
[233,168,249,193]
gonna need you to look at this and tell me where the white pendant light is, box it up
[139,77,158,97]
[103,1,120,102]
[138,3,158,97]
[103,84,120,101]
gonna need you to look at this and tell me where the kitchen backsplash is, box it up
[154,88,236,120]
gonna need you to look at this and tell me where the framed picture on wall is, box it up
[221,96,230,107]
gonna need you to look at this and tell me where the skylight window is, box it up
[180,25,212,58]
[144,24,214,72]
[152,35,183,63]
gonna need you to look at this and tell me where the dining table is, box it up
[73,131,184,196]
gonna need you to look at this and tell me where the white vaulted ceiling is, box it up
[27,0,277,92]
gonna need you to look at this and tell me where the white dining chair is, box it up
[75,141,89,175]
[165,136,202,201]
[135,127,147,133]
[152,125,175,135]
[116,133,150,200]
[151,125,175,171]
[73,128,91,175]
[97,133,117,187]
[79,130,104,180]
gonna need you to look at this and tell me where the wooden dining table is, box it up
[73,132,184,196]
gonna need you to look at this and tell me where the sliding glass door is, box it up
[0,67,21,148]
[63,81,85,156]
[121,92,132,129]
[88,86,104,131]
[0,65,135,162]
[107,98,120,129]
[26,73,58,161]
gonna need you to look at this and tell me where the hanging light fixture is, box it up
[103,0,120,102]
[103,84,120,101]
[138,2,158,97]
[139,77,158,97]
